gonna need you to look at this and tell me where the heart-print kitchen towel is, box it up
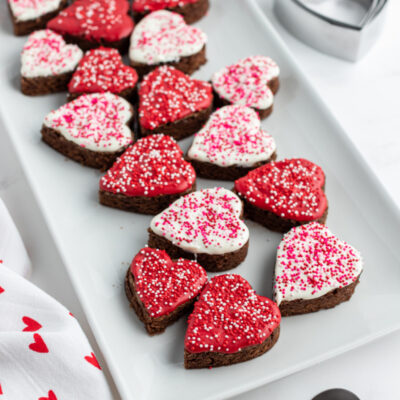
[0,198,113,399]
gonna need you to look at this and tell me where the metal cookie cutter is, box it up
[274,0,389,62]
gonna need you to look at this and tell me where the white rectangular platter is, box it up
[1,1,400,399]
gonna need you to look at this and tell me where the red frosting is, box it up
[132,0,198,12]
[185,274,281,354]
[139,66,212,130]
[234,158,327,222]
[100,134,196,196]
[68,47,138,95]
[131,247,207,318]
[47,0,134,43]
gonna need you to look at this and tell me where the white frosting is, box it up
[21,29,83,79]
[129,10,207,65]
[9,0,61,21]
[274,222,363,305]
[150,187,249,255]
[43,93,133,152]
[212,56,280,110]
[187,105,276,168]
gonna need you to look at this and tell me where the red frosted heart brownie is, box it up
[41,92,134,170]
[21,29,83,96]
[234,158,328,233]
[187,105,277,180]
[47,0,134,53]
[68,47,138,101]
[138,66,213,140]
[8,0,68,36]
[132,0,209,24]
[275,222,363,316]
[125,247,207,334]
[99,134,196,214]
[129,10,207,78]
[212,56,280,119]
[184,274,281,368]
[148,187,249,271]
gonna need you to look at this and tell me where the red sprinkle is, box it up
[139,66,212,130]
[131,247,207,317]
[47,0,134,42]
[132,0,198,12]
[185,274,281,354]
[68,47,138,95]
[100,134,196,196]
[235,158,327,222]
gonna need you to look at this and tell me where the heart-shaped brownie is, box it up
[21,29,83,78]
[187,104,276,170]
[47,0,134,44]
[275,222,363,315]
[42,93,133,168]
[235,158,328,231]
[212,56,280,117]
[68,47,138,98]
[184,274,281,368]
[139,66,212,138]
[129,247,207,318]
[100,134,195,197]
[129,10,206,66]
[9,0,62,22]
[132,0,199,13]
[149,187,249,270]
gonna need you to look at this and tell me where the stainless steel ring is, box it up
[273,0,389,61]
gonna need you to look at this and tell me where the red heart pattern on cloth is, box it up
[21,30,83,79]
[132,0,198,12]
[47,0,134,43]
[131,247,207,317]
[139,66,212,130]
[129,10,206,65]
[0,286,4,294]
[22,316,42,332]
[84,352,102,370]
[234,158,327,222]
[185,274,281,353]
[43,93,133,153]
[187,105,276,167]
[29,333,49,353]
[274,222,363,305]
[212,56,279,111]
[68,47,138,95]
[150,187,249,255]
[39,390,57,400]
[100,134,196,196]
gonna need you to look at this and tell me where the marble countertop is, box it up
[0,0,399,398]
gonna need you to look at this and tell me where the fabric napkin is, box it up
[0,198,113,399]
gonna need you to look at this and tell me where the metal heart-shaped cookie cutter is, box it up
[274,0,389,61]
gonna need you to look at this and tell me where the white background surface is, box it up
[0,0,399,398]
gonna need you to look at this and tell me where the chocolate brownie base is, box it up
[68,87,137,104]
[184,325,280,369]
[62,33,131,54]
[131,46,207,80]
[213,77,280,120]
[188,151,277,181]
[125,267,197,335]
[41,125,133,171]
[236,191,328,233]
[21,71,73,96]
[140,104,213,141]
[132,0,209,24]
[99,183,196,214]
[8,0,68,36]
[148,228,249,272]
[279,278,360,317]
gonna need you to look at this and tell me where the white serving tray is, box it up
[1,1,400,399]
